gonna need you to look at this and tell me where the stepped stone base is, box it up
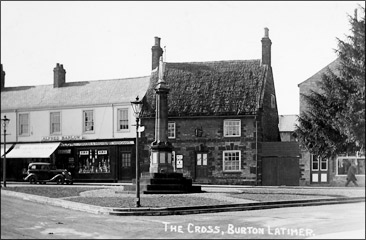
[122,172,202,194]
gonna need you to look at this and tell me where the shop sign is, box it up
[42,135,82,142]
[58,149,72,154]
[98,150,108,155]
[60,141,134,147]
[79,150,89,155]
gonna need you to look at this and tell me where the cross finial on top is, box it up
[158,56,165,83]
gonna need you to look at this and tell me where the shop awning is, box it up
[6,142,61,158]
[1,144,15,158]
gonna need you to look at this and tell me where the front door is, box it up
[195,152,208,179]
[119,146,133,181]
[310,155,329,183]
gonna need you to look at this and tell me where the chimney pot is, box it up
[154,37,161,47]
[264,27,269,38]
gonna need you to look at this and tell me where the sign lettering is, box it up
[42,135,82,142]
[98,150,108,155]
[79,151,89,155]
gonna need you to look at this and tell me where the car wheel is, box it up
[29,177,36,184]
[57,177,65,185]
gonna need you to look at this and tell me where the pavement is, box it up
[1,182,365,216]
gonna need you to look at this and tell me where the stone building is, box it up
[139,29,283,185]
[298,59,365,186]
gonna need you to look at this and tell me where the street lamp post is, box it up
[2,115,10,188]
[131,96,143,208]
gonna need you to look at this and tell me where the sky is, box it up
[1,1,365,115]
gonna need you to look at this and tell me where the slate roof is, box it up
[298,58,341,87]
[278,115,298,132]
[1,76,150,111]
[143,59,268,117]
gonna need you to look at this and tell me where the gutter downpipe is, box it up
[256,118,258,186]
[15,109,18,143]
[112,104,114,138]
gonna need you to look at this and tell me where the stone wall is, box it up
[140,116,259,185]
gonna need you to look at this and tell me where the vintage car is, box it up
[24,162,73,184]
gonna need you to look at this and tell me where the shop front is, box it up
[57,140,135,182]
[1,140,136,183]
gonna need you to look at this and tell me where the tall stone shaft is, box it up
[150,56,173,174]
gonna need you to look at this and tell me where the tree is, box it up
[295,5,365,158]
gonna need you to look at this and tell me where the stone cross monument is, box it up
[149,56,174,174]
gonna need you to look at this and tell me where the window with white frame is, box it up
[83,110,94,133]
[19,113,29,136]
[224,120,241,137]
[312,155,328,171]
[117,108,129,131]
[337,157,365,175]
[311,155,319,171]
[50,112,61,134]
[320,157,328,171]
[223,150,241,172]
[168,122,176,139]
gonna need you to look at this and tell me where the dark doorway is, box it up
[118,146,133,181]
[195,152,208,179]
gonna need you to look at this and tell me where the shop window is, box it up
[19,113,29,136]
[337,157,365,175]
[50,112,61,134]
[168,122,176,139]
[224,120,241,137]
[117,108,129,131]
[78,149,110,173]
[223,150,241,172]
[83,110,94,133]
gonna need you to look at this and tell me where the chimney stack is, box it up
[151,37,163,70]
[53,63,66,88]
[1,64,5,90]
[261,27,272,66]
